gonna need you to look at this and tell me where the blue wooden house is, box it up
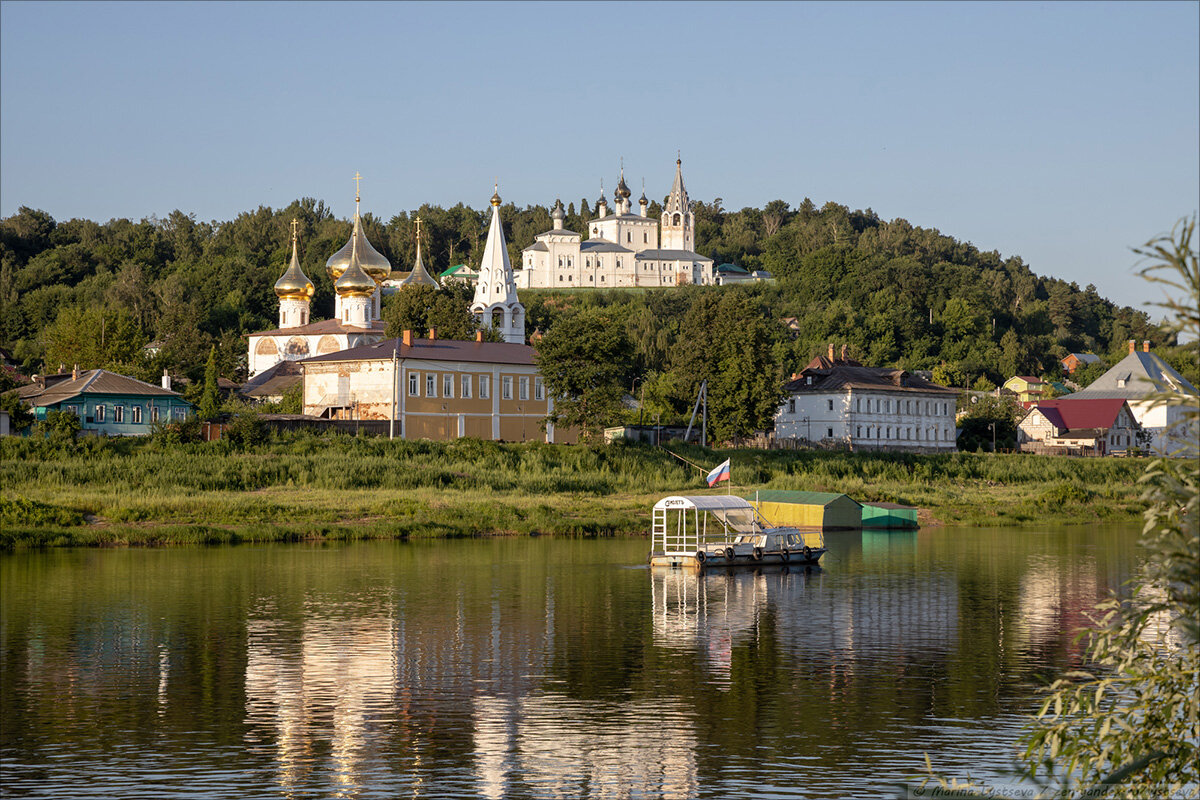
[24,369,193,435]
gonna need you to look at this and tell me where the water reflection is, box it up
[0,529,1145,799]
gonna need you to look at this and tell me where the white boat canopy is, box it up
[652,495,754,512]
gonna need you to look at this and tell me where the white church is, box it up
[247,181,526,379]
[516,158,715,289]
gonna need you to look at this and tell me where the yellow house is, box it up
[1002,375,1047,405]
[301,329,576,443]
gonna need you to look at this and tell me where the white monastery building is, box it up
[517,159,715,289]
[775,346,958,452]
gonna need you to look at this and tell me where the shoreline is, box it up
[0,435,1149,549]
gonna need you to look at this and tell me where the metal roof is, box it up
[635,249,713,262]
[749,490,861,508]
[1029,398,1133,431]
[1065,351,1197,399]
[248,318,386,338]
[785,365,956,395]
[652,495,753,512]
[25,369,187,407]
[301,336,537,367]
[580,239,632,253]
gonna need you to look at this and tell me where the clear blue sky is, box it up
[2,1,1197,315]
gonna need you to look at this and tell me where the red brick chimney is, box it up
[827,343,835,361]
[72,364,79,380]
[475,330,484,342]
[1142,340,1150,352]
[428,328,437,340]
[402,330,413,346]
[1128,340,1135,355]
[840,344,848,361]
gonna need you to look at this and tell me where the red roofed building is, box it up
[1018,398,1141,456]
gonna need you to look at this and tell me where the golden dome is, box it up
[326,212,391,284]
[490,186,502,206]
[334,243,377,298]
[274,223,315,300]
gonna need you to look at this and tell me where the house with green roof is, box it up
[19,368,193,436]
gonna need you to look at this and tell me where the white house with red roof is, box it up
[1058,340,1197,456]
[1018,397,1141,456]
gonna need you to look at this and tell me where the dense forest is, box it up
[1,196,1190,438]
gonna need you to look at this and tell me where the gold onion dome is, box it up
[401,218,439,288]
[326,214,391,284]
[616,173,631,199]
[491,186,502,206]
[274,224,314,300]
[334,242,377,298]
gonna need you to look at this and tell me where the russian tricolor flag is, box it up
[706,458,731,487]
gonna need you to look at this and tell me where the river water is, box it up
[0,526,1143,799]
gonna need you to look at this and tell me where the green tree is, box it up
[42,306,147,372]
[957,394,1022,452]
[534,307,633,442]
[382,284,479,340]
[198,346,220,421]
[916,219,1199,799]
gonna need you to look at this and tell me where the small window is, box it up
[558,257,563,267]
[827,427,834,438]
[627,232,631,242]
[443,374,454,398]
[132,406,142,424]
[857,426,862,438]
[174,407,186,421]
[534,377,544,401]
[502,376,513,400]
[643,232,648,243]
[114,406,124,423]
[426,374,436,397]
[409,373,419,396]
[480,376,490,399]
[66,404,78,416]
[519,376,529,401]
[827,399,834,411]
[788,398,795,414]
[886,427,891,438]
[462,375,473,398]
[600,275,605,283]
[151,406,160,423]
[95,404,106,422]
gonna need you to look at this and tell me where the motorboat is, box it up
[649,495,826,568]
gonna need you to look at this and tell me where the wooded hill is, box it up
[0,198,1183,405]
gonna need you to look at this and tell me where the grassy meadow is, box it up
[0,432,1150,549]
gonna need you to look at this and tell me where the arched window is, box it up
[673,213,681,226]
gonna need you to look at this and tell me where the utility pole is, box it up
[389,344,398,440]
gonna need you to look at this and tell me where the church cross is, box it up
[354,171,363,202]
[290,218,299,242]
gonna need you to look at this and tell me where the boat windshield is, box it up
[709,507,758,534]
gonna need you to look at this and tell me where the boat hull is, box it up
[649,548,825,569]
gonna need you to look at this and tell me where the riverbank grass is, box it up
[0,434,1148,548]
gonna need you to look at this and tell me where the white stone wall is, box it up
[775,389,957,450]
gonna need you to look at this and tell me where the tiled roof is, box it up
[24,369,187,407]
[301,336,537,367]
